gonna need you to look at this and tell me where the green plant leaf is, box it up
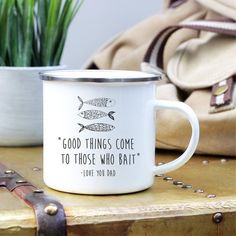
[53,0,83,65]
[21,0,34,66]
[0,0,14,64]
[16,0,24,17]
[42,0,62,66]
[36,0,48,64]
[0,56,6,66]
[0,0,83,66]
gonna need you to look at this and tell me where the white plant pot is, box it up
[0,66,62,146]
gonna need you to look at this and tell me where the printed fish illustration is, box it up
[78,110,115,120]
[78,123,115,132]
[78,96,115,110]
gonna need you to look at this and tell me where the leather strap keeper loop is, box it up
[25,192,67,236]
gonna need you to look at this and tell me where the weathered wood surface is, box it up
[0,147,235,235]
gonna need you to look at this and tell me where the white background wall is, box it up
[61,0,162,68]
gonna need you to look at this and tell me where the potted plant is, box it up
[0,0,83,146]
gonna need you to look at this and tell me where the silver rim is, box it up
[40,70,161,83]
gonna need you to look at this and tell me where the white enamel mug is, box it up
[40,70,199,194]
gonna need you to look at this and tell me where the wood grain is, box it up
[0,147,235,235]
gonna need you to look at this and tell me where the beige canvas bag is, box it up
[86,0,236,156]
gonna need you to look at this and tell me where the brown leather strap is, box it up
[143,25,179,69]
[209,76,236,113]
[143,20,236,70]
[0,162,67,236]
[169,0,187,8]
[210,77,235,107]
[25,191,67,236]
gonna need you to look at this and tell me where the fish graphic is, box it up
[78,96,115,110]
[78,123,115,132]
[78,110,115,120]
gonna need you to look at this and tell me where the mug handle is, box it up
[150,100,200,175]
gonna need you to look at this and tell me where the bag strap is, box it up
[169,0,187,8]
[142,20,236,113]
[142,20,236,73]
[0,162,67,236]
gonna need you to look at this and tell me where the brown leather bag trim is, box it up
[0,162,67,236]
[143,20,236,70]
[210,76,235,107]
[169,0,188,8]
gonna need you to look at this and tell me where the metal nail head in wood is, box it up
[213,212,223,224]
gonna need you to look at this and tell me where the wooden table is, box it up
[0,147,235,236]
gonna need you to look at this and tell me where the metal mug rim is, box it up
[40,69,161,83]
